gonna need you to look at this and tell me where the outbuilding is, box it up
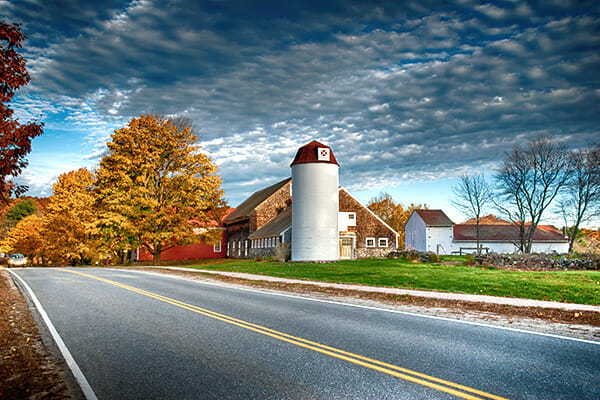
[405,209,569,254]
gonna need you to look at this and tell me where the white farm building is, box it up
[405,209,569,255]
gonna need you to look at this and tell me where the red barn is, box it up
[135,208,235,262]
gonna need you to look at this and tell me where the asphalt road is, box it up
[12,267,600,400]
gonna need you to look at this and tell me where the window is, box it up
[347,212,356,226]
[378,238,388,247]
[366,237,376,247]
[214,242,221,252]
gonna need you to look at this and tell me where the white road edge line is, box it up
[122,268,600,346]
[9,269,99,400]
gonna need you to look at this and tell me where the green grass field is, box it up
[175,257,600,305]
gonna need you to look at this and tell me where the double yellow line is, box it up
[59,268,509,400]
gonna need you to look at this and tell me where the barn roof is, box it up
[248,207,292,239]
[224,178,291,224]
[290,140,339,167]
[453,224,568,242]
[413,209,454,227]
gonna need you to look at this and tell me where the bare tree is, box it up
[495,137,571,253]
[450,173,492,256]
[556,144,600,253]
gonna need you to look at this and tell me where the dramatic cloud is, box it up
[5,0,600,206]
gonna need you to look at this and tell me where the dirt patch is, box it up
[0,270,75,399]
[131,267,600,341]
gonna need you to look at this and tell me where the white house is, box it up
[405,210,454,254]
[405,210,569,254]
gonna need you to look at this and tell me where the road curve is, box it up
[13,267,600,400]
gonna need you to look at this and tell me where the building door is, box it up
[339,237,354,259]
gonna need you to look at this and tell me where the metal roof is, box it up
[290,140,339,167]
[414,209,454,227]
[453,224,568,242]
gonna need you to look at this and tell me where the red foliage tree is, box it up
[0,21,43,203]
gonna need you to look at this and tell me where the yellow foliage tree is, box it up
[96,115,225,265]
[42,168,98,265]
[367,193,428,248]
[1,214,44,263]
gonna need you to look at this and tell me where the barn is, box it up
[224,140,399,260]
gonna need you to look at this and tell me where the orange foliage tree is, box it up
[42,168,98,264]
[1,214,44,262]
[367,193,428,248]
[0,22,44,203]
[96,115,225,265]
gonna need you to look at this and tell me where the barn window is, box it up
[347,212,356,226]
[214,242,221,252]
[378,238,388,247]
[366,237,375,247]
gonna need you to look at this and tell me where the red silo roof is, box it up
[290,140,339,167]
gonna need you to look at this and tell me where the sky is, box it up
[4,0,600,225]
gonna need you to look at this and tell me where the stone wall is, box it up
[253,181,292,232]
[354,248,391,259]
[249,247,275,259]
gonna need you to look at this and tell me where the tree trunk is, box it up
[475,216,481,257]
[152,243,162,266]
[569,226,579,254]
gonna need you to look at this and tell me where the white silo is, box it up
[291,140,339,262]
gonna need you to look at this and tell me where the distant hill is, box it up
[463,214,511,225]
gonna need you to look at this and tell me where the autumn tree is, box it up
[42,168,98,265]
[1,214,44,263]
[0,22,44,203]
[0,197,37,238]
[556,144,600,253]
[495,137,571,253]
[451,173,492,256]
[96,115,225,265]
[367,193,402,229]
[367,192,428,248]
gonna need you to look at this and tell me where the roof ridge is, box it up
[224,177,291,223]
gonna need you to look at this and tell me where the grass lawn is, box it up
[175,257,600,305]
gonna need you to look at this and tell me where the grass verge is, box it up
[172,258,600,305]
